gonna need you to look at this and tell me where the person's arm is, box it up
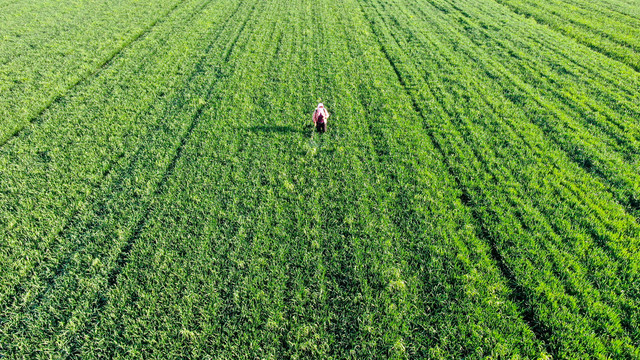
[312,109,318,123]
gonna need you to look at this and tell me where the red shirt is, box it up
[313,107,329,124]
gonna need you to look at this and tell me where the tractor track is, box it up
[0,0,188,148]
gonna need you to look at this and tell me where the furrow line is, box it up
[583,0,640,19]
[469,0,640,132]
[355,0,553,353]
[0,0,243,322]
[409,0,639,294]
[74,0,260,325]
[559,0,640,28]
[450,0,640,142]
[0,0,188,148]
[493,0,640,73]
[332,8,420,357]
[382,0,640,350]
[408,0,635,257]
[473,5,640,111]
[361,0,640,354]
[0,0,253,347]
[409,0,640,218]
[536,0,640,52]
[426,0,640,151]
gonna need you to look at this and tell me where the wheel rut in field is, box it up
[0,0,245,325]
[105,0,260,285]
[0,0,256,346]
[106,100,204,289]
[389,0,640,232]
[0,0,189,148]
[69,0,260,346]
[493,0,640,73]
[375,0,640,348]
[355,0,555,353]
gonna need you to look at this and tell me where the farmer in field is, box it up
[313,103,329,133]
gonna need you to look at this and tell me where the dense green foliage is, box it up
[0,0,638,358]
[0,0,186,144]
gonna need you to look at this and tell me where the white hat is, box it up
[318,103,324,108]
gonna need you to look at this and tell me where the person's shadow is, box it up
[304,123,316,138]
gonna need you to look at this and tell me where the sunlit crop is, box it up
[1,0,638,358]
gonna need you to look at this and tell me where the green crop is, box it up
[0,0,638,358]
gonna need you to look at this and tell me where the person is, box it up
[312,103,330,133]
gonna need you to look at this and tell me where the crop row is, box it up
[454,0,640,216]
[589,0,640,19]
[0,0,184,143]
[4,0,552,358]
[493,0,640,71]
[60,0,553,356]
[400,0,640,205]
[2,0,637,357]
[357,0,639,356]
[0,0,255,353]
[404,0,640,220]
